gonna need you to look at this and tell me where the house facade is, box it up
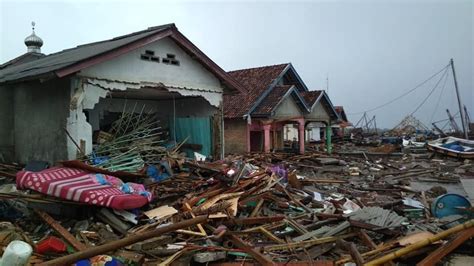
[0,24,244,163]
[224,63,340,154]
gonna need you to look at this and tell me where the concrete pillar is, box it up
[246,124,251,153]
[263,124,271,153]
[298,122,305,154]
[326,122,332,154]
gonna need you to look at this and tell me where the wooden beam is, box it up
[35,210,87,251]
[358,229,377,250]
[337,239,364,266]
[417,227,474,266]
[228,234,275,266]
[365,219,474,266]
[39,215,207,266]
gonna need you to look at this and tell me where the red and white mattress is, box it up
[16,167,150,209]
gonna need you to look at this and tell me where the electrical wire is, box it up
[429,70,450,123]
[348,63,450,115]
[410,67,449,115]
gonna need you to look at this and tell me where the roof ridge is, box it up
[36,24,176,58]
[0,52,45,69]
[302,89,324,93]
[227,63,289,73]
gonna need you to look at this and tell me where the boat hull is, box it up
[427,137,474,159]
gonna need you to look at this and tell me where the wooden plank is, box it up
[358,229,377,249]
[228,234,275,266]
[417,227,474,266]
[35,210,87,251]
[39,215,207,266]
[337,239,365,266]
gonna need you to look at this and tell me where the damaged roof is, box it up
[0,24,245,94]
[335,106,349,122]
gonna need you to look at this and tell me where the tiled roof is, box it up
[335,106,348,122]
[224,63,288,118]
[300,90,323,107]
[253,85,292,115]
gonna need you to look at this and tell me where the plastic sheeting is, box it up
[172,117,212,157]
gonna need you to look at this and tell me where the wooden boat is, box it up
[427,137,474,159]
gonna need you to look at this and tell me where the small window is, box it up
[162,54,180,66]
[141,50,159,63]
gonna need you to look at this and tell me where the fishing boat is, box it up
[427,137,474,159]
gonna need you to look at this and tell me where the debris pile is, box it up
[0,144,474,265]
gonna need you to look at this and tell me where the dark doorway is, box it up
[250,131,263,152]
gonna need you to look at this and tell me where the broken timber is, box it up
[39,215,208,266]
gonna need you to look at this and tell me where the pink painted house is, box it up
[224,63,340,154]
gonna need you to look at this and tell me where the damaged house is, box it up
[0,23,244,163]
[332,105,352,139]
[224,63,340,154]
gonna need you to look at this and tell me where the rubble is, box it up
[0,140,474,265]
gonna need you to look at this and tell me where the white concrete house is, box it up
[0,24,244,163]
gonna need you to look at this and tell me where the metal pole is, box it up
[450,58,468,139]
[373,116,378,135]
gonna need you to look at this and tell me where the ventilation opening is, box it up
[140,50,159,63]
[163,54,180,66]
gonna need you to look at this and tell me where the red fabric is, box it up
[16,167,148,209]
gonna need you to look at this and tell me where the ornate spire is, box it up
[24,21,43,53]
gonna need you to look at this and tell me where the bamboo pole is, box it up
[336,242,396,265]
[364,219,474,265]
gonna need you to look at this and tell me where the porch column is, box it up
[298,122,305,154]
[263,124,271,153]
[246,124,251,153]
[326,121,332,154]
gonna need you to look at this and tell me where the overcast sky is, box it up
[1,0,472,128]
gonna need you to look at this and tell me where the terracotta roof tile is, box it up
[335,106,348,122]
[253,85,292,115]
[300,90,323,107]
[224,64,288,118]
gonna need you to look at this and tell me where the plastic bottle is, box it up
[0,240,33,266]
